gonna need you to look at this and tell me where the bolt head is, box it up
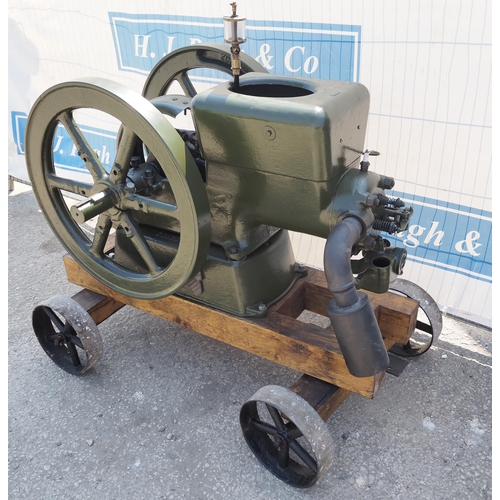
[381,176,395,190]
[365,194,380,207]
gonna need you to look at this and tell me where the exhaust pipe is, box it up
[324,217,389,377]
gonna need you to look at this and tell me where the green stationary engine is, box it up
[25,10,415,378]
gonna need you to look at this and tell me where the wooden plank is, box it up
[259,311,390,393]
[289,374,351,422]
[274,281,306,318]
[289,267,418,346]
[64,255,389,398]
[71,289,125,325]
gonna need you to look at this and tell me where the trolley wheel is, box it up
[240,385,335,488]
[32,295,103,375]
[389,278,443,357]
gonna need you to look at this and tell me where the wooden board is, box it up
[64,256,418,399]
[71,289,125,325]
[289,374,351,421]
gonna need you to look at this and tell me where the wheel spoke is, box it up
[90,213,113,258]
[285,422,303,441]
[120,214,162,275]
[415,319,433,334]
[46,173,94,197]
[289,440,318,473]
[63,322,84,350]
[277,446,290,469]
[266,404,285,431]
[176,72,197,98]
[249,417,277,435]
[65,332,84,350]
[121,195,179,223]
[43,307,65,333]
[112,126,137,183]
[58,111,108,182]
[65,339,82,367]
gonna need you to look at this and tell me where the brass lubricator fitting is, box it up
[223,2,247,88]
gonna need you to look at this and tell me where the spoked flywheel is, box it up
[240,385,335,488]
[389,278,443,357]
[32,295,103,375]
[142,43,268,101]
[25,77,211,300]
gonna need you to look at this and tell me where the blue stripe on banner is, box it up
[386,191,492,283]
[12,111,491,283]
[12,112,27,155]
[108,13,361,82]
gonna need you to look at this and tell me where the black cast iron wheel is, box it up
[389,278,443,357]
[32,295,103,375]
[240,385,334,488]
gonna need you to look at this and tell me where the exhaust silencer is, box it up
[326,292,389,377]
[324,217,389,377]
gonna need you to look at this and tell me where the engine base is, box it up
[113,227,304,317]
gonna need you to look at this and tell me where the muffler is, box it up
[324,217,389,377]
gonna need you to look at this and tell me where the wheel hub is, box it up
[273,431,288,451]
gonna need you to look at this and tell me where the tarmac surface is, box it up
[8,182,493,499]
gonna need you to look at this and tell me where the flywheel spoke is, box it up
[89,213,113,257]
[120,214,162,275]
[112,126,137,183]
[142,43,268,101]
[121,195,179,224]
[46,173,94,197]
[176,72,197,98]
[58,111,108,182]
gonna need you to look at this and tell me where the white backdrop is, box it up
[8,0,492,327]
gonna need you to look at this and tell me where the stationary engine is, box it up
[25,16,415,378]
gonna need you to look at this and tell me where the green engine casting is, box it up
[25,41,414,377]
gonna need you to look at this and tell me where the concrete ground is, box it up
[8,182,493,499]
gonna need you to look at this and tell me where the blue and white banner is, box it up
[108,13,361,82]
[12,112,117,177]
[8,1,492,327]
[389,193,492,284]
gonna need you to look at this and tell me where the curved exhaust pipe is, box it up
[324,217,389,377]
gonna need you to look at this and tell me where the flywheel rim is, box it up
[143,43,268,100]
[25,77,211,300]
